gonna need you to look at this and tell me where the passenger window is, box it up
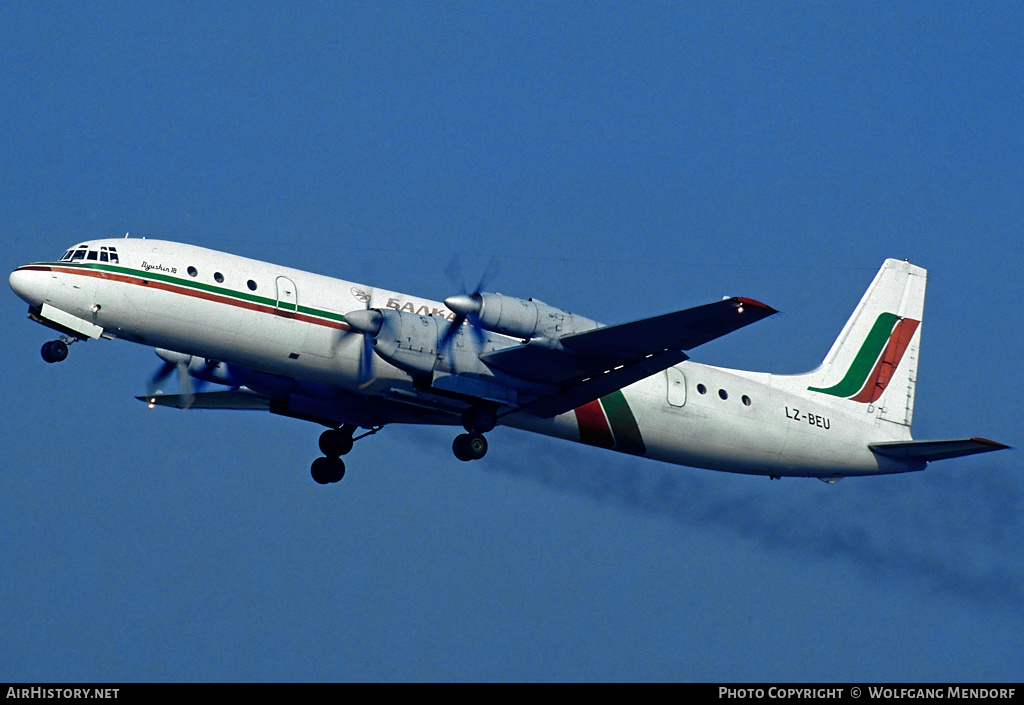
[214,272,224,283]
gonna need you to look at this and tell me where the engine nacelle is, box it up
[369,309,443,377]
[446,292,599,341]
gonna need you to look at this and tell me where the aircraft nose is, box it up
[9,266,50,305]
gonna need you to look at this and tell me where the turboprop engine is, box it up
[344,293,602,382]
[443,292,600,341]
[344,308,445,377]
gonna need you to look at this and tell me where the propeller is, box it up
[438,255,499,354]
[146,349,212,409]
[343,286,379,387]
[147,359,177,394]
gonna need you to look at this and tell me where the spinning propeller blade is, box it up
[147,359,177,395]
[439,255,499,354]
[146,350,217,409]
[357,319,376,386]
[176,359,196,409]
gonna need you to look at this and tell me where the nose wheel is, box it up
[41,339,70,363]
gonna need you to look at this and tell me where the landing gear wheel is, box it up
[311,456,346,484]
[453,432,488,462]
[319,427,354,457]
[41,340,69,364]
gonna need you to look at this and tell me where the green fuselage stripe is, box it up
[50,261,347,324]
[808,312,899,398]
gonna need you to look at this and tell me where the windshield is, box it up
[60,245,118,264]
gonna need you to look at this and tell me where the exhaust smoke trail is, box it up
[484,434,1024,610]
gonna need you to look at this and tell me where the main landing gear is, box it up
[452,406,496,463]
[452,432,488,461]
[310,425,383,485]
[310,425,356,484]
[310,406,497,485]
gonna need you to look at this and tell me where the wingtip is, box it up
[969,437,1012,451]
[732,297,778,314]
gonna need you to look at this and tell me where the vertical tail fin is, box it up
[799,259,926,427]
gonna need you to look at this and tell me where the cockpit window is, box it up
[62,244,119,263]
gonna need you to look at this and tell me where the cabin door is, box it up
[276,276,298,313]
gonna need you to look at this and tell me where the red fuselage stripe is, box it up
[20,264,350,331]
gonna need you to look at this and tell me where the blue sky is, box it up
[2,1,1021,682]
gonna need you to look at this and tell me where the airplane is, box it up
[9,236,1008,485]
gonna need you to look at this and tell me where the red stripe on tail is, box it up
[851,318,920,403]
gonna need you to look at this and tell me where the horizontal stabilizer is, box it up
[869,437,1010,462]
[137,389,270,411]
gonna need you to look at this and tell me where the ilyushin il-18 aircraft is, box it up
[10,236,1008,485]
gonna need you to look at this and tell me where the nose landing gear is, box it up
[41,338,72,363]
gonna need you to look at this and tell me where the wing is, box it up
[138,389,271,411]
[482,297,777,417]
[137,387,463,428]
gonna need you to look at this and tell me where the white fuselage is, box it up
[10,238,919,479]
